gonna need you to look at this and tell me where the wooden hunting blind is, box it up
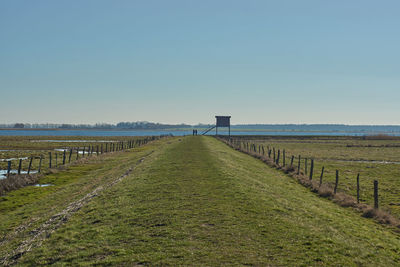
[215,116,231,136]
[201,115,232,136]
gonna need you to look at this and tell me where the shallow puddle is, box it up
[54,148,95,154]
[0,170,38,179]
[335,159,400,165]
[33,184,53,187]
[0,157,29,162]
[32,140,116,143]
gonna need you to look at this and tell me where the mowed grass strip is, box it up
[19,136,400,266]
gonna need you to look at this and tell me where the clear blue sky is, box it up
[1,0,400,125]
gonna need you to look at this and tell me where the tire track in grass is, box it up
[1,151,154,266]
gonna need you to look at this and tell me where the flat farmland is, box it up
[0,136,147,176]
[234,135,400,218]
[1,136,400,265]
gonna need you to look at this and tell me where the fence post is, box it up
[275,150,279,165]
[63,150,66,165]
[83,146,85,157]
[76,147,79,160]
[7,161,11,178]
[69,149,73,163]
[38,155,43,173]
[96,145,99,155]
[290,155,294,166]
[49,152,52,168]
[356,173,360,204]
[334,170,339,194]
[101,144,103,154]
[305,158,308,175]
[28,157,33,174]
[319,166,324,186]
[262,146,265,155]
[18,159,22,175]
[283,150,286,166]
[297,155,301,175]
[55,153,58,167]
[374,180,379,209]
[309,159,314,180]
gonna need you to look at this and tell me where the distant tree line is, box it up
[0,122,211,130]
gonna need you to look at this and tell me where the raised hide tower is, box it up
[215,116,231,137]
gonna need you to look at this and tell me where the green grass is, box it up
[11,136,400,266]
[0,137,170,262]
[234,136,400,218]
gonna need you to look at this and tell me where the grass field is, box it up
[1,136,400,265]
[0,136,146,175]
[231,136,400,219]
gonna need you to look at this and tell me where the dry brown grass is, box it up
[0,174,39,195]
[362,207,400,227]
[318,184,334,198]
[333,192,357,208]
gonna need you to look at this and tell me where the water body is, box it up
[54,148,94,154]
[1,126,400,137]
[33,184,53,187]
[31,140,118,143]
[0,157,29,162]
[335,159,400,165]
[0,129,185,136]
[0,170,38,179]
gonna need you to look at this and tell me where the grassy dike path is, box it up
[6,136,400,265]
